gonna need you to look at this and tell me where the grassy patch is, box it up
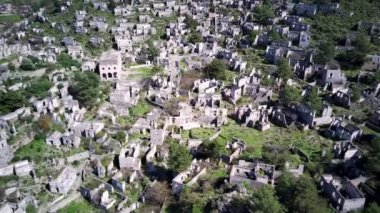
[128,66,154,79]
[129,99,152,118]
[0,175,19,188]
[182,128,216,141]
[57,198,98,213]
[12,139,51,163]
[0,15,22,23]
[218,120,333,160]
[0,54,17,64]
[12,138,87,165]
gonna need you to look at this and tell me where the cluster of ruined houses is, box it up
[0,0,379,212]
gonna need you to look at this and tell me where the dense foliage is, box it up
[57,53,81,68]
[68,72,100,108]
[279,85,302,106]
[276,172,332,213]
[204,59,227,80]
[168,141,192,173]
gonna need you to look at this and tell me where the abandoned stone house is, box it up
[98,51,122,81]
[221,139,246,164]
[229,160,275,188]
[167,102,200,130]
[172,159,208,194]
[199,106,228,128]
[285,162,304,178]
[80,180,117,210]
[33,97,60,114]
[0,132,10,167]
[224,71,263,102]
[114,6,132,16]
[317,65,347,92]
[70,121,104,138]
[320,175,365,213]
[0,160,34,177]
[367,112,380,132]
[326,119,362,142]
[130,118,151,135]
[49,166,77,194]
[295,3,317,17]
[333,141,360,161]
[332,89,352,109]
[67,45,83,60]
[119,143,141,170]
[150,128,166,146]
[292,103,333,128]
[233,104,271,130]
[46,131,81,148]
[192,79,224,94]
[192,93,222,109]
[110,81,140,106]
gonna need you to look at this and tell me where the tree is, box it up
[304,87,323,113]
[356,33,371,54]
[248,31,259,44]
[350,84,361,102]
[229,186,284,213]
[144,181,171,205]
[254,4,274,25]
[0,90,26,114]
[276,172,296,206]
[113,131,126,143]
[188,31,202,44]
[204,59,226,80]
[57,53,81,68]
[164,98,180,116]
[151,65,164,75]
[68,72,100,108]
[279,85,302,106]
[24,77,53,99]
[318,41,335,64]
[277,58,292,80]
[20,58,36,71]
[8,63,15,72]
[249,186,285,213]
[168,141,192,173]
[291,176,332,213]
[38,115,52,133]
[365,137,380,177]
[108,0,116,11]
[336,51,365,69]
[184,15,198,31]
[143,43,159,60]
[365,203,380,213]
[202,139,227,160]
[277,173,332,213]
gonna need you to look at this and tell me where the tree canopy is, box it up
[57,53,81,68]
[253,4,274,25]
[184,15,198,31]
[350,84,361,102]
[317,41,335,64]
[188,31,203,44]
[0,90,26,115]
[168,141,192,173]
[303,87,323,113]
[204,59,227,80]
[20,58,36,71]
[279,85,302,106]
[276,173,332,213]
[277,59,293,80]
[68,72,100,108]
[202,139,227,160]
[229,186,285,213]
